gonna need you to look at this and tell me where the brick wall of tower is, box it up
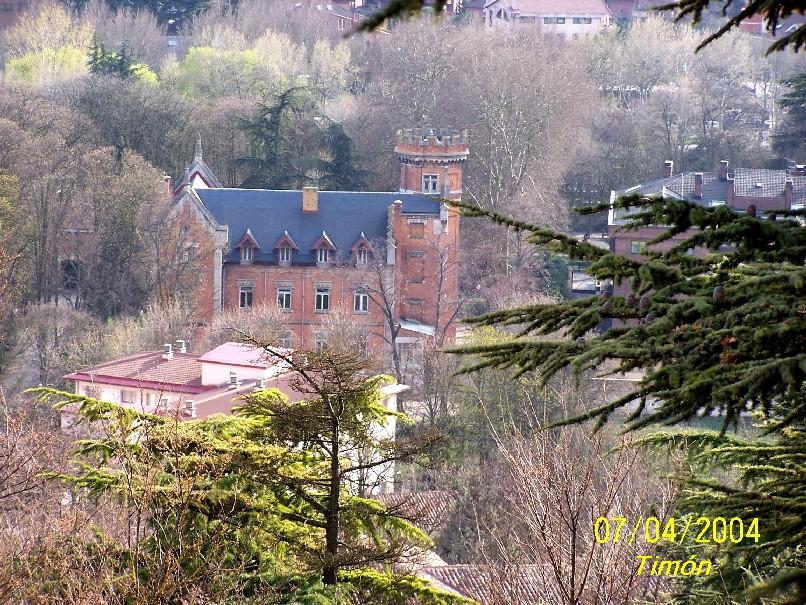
[391,202,461,343]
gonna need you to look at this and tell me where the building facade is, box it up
[173,129,467,354]
[483,0,611,36]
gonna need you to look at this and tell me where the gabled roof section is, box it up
[351,231,372,251]
[311,230,336,250]
[273,230,300,250]
[234,228,261,249]
[734,168,787,197]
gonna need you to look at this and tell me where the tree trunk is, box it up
[323,413,340,585]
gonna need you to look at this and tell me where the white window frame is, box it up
[356,247,368,264]
[121,389,136,404]
[241,246,253,262]
[423,174,439,193]
[317,248,330,264]
[630,241,645,254]
[278,246,292,263]
[277,287,292,310]
[315,287,330,312]
[354,291,369,313]
[239,285,254,308]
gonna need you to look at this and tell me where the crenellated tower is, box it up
[395,128,469,201]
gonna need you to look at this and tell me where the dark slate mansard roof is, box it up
[196,189,443,264]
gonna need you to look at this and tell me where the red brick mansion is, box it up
[172,128,468,354]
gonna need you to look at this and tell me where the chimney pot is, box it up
[162,343,173,360]
[302,186,319,213]
[693,173,703,199]
[175,339,186,354]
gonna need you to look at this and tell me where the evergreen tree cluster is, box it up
[453,196,806,603]
[235,87,368,192]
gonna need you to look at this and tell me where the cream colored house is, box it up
[483,0,612,37]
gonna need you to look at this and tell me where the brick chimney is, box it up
[693,172,703,199]
[395,128,470,201]
[303,186,318,213]
[664,160,674,178]
[719,160,729,181]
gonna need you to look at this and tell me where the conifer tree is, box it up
[31,343,454,602]
[451,195,806,604]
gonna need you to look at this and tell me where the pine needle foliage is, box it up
[30,369,456,603]
[450,195,806,603]
[452,196,806,432]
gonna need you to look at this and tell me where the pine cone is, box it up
[713,286,726,302]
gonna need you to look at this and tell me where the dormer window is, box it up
[235,228,261,265]
[423,174,438,193]
[273,230,299,266]
[312,231,336,267]
[356,247,368,264]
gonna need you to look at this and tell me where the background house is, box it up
[483,0,612,37]
[608,160,806,293]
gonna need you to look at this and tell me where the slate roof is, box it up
[616,172,728,201]
[195,189,442,264]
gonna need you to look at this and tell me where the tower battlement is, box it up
[395,128,469,199]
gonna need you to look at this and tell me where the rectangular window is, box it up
[317,248,330,264]
[241,246,253,262]
[315,287,330,312]
[356,247,368,264]
[277,287,292,310]
[543,16,565,24]
[278,330,293,349]
[239,285,253,308]
[410,223,425,239]
[354,291,369,313]
[630,241,645,254]
[121,389,136,404]
[278,246,292,263]
[422,174,438,193]
[143,392,155,407]
[572,17,592,24]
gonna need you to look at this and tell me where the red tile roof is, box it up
[64,351,208,394]
[376,491,459,536]
[418,565,546,604]
[197,342,289,369]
